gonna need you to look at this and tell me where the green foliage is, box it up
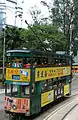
[5,27,23,50]
[0,24,67,57]
[20,24,67,51]
[73,0,78,54]
[41,0,74,53]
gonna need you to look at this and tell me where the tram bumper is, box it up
[4,96,30,116]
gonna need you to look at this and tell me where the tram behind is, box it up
[72,63,78,73]
[4,50,72,118]
[72,56,78,73]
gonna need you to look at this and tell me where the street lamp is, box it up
[0,2,6,83]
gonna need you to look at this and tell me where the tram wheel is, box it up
[8,114,13,120]
[16,115,23,120]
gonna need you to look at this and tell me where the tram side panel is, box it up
[35,66,71,108]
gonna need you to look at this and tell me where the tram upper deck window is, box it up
[48,56,54,66]
[23,57,31,68]
[6,56,23,68]
[41,57,48,66]
[12,59,22,68]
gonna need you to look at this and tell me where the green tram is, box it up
[4,50,72,119]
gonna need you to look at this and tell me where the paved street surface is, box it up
[0,74,78,120]
[63,105,78,120]
[44,95,78,120]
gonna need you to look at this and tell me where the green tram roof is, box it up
[6,49,70,57]
[7,50,31,53]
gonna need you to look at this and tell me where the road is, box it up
[0,74,78,120]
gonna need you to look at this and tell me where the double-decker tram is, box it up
[4,50,72,119]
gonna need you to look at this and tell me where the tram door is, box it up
[30,81,42,115]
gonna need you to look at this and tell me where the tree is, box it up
[41,0,74,53]
[0,24,67,58]
[29,5,49,25]
[29,5,42,25]
[5,27,23,50]
[22,24,67,51]
[73,0,78,55]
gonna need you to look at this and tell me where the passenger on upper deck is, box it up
[26,63,30,68]
[25,58,31,68]
[33,60,37,68]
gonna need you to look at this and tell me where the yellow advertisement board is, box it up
[41,90,54,107]
[64,84,69,96]
[6,68,30,82]
[35,66,71,81]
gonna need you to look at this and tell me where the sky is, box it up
[7,0,51,28]
[0,0,52,28]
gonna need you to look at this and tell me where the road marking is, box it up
[72,77,76,81]
[64,119,68,120]
[43,98,77,120]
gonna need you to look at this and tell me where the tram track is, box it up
[42,85,78,120]
[43,94,78,120]
[43,99,77,120]
[41,87,78,120]
[24,90,78,120]
[61,104,78,120]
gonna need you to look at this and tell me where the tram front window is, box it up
[21,85,30,97]
[5,84,19,97]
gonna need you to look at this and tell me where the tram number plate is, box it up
[12,75,20,80]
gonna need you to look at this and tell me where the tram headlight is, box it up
[12,105,17,110]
